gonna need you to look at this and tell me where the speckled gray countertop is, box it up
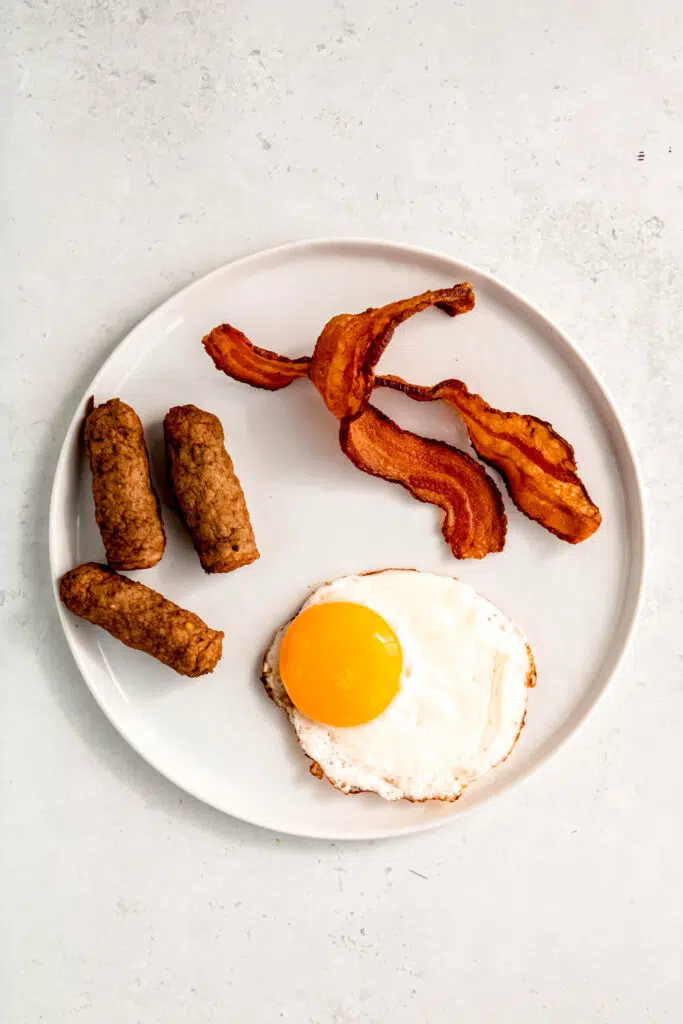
[2,2,682,1021]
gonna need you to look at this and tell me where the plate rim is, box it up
[48,236,648,841]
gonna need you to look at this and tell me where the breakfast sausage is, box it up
[59,563,223,677]
[84,398,166,570]
[164,404,259,574]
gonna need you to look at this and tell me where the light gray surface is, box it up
[2,1,681,1021]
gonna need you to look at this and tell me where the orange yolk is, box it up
[278,602,402,727]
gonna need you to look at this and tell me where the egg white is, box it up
[261,570,535,802]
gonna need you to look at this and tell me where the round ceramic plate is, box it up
[50,239,645,840]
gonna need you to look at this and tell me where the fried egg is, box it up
[261,570,535,802]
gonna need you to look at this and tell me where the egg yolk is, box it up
[278,602,402,727]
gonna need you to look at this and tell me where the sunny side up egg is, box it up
[261,570,536,802]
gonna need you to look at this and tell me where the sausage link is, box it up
[164,404,259,574]
[84,398,166,569]
[59,563,223,677]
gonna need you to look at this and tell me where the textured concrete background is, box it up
[2,1,682,1021]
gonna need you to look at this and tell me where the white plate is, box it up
[50,238,645,840]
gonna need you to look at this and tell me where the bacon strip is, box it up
[203,324,310,391]
[309,284,475,421]
[201,283,600,555]
[340,405,507,559]
[376,375,601,544]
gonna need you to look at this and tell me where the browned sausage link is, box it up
[84,398,166,570]
[59,563,223,677]
[164,404,259,574]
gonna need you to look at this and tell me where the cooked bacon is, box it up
[309,284,475,420]
[202,281,601,555]
[340,405,507,559]
[376,375,601,543]
[203,324,310,391]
